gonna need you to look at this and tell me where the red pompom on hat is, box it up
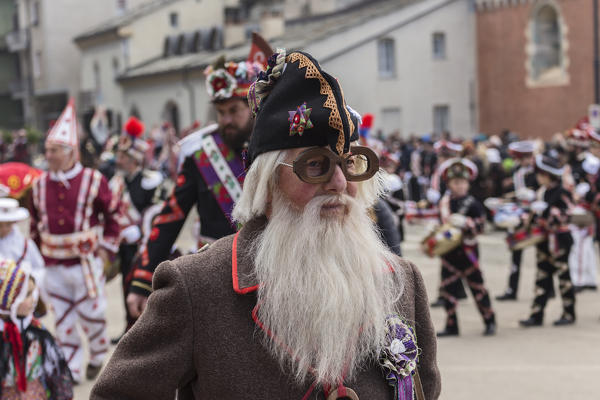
[124,116,145,138]
[361,113,374,129]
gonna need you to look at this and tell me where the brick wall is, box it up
[477,0,596,139]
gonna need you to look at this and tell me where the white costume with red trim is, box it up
[30,163,119,381]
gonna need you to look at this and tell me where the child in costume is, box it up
[0,198,45,287]
[436,158,496,337]
[520,153,576,327]
[0,258,73,399]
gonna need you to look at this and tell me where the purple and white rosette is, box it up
[379,314,420,400]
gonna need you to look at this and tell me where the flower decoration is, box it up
[248,49,286,116]
[288,102,313,136]
[206,69,237,100]
[379,314,420,400]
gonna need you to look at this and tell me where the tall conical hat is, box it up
[46,99,79,150]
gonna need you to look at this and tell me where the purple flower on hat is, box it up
[288,102,313,136]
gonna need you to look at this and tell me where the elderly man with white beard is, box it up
[91,50,441,400]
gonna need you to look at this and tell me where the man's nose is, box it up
[324,164,347,193]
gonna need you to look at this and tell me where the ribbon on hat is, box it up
[3,320,27,392]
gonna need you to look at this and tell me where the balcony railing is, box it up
[4,29,29,52]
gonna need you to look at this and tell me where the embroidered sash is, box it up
[193,131,245,225]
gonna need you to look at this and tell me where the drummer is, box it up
[436,158,496,337]
[519,153,576,327]
[497,140,539,301]
[429,140,468,308]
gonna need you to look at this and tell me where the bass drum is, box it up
[506,225,547,251]
[421,224,463,257]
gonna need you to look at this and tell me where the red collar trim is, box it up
[232,231,259,294]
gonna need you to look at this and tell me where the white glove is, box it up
[530,201,548,215]
[384,173,403,192]
[426,188,441,204]
[121,225,142,244]
[449,213,467,228]
[516,188,536,202]
[575,182,591,197]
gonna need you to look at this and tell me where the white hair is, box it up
[233,147,386,224]
[253,190,403,385]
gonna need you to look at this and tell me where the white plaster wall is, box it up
[80,40,125,113]
[306,0,477,137]
[127,0,224,66]
[34,0,131,97]
[121,72,212,131]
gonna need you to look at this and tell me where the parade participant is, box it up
[429,140,467,308]
[497,140,539,301]
[29,100,119,383]
[0,198,44,284]
[429,139,462,196]
[125,55,264,320]
[564,127,590,187]
[0,258,73,399]
[436,158,496,337]
[92,49,440,400]
[108,116,166,340]
[519,153,576,327]
[569,154,600,292]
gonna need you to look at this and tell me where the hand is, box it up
[575,182,590,197]
[127,292,148,318]
[448,213,467,228]
[426,188,441,204]
[121,225,142,244]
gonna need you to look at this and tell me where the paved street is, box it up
[64,219,600,399]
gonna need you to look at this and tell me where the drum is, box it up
[506,225,547,250]
[569,207,595,227]
[405,200,439,223]
[493,203,523,229]
[421,224,463,257]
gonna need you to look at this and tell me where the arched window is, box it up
[526,2,569,86]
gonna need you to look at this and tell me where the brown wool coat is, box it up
[91,218,441,400]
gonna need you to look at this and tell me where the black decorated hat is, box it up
[535,153,564,177]
[247,50,359,162]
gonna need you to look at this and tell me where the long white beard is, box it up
[253,191,403,386]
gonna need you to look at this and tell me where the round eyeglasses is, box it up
[279,146,380,184]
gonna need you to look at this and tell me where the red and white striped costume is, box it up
[30,162,119,381]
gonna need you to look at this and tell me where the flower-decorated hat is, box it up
[204,56,263,102]
[118,116,149,164]
[247,49,359,162]
[0,258,31,322]
[440,158,478,182]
